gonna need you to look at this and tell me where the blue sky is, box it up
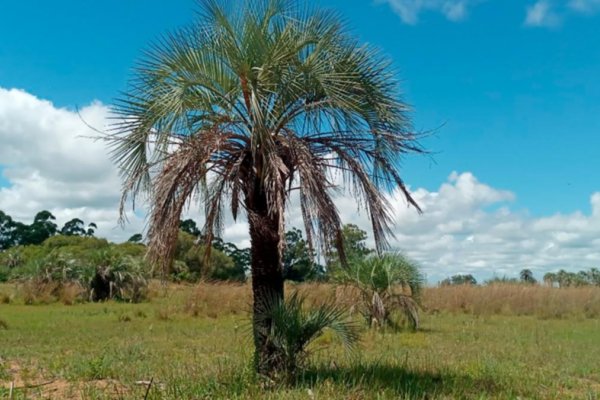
[2,0,599,216]
[1,0,599,280]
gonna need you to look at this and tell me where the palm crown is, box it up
[112,0,421,264]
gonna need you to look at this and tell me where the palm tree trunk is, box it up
[247,183,284,375]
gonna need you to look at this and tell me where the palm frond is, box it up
[255,291,359,375]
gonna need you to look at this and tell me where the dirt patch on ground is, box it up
[0,359,129,399]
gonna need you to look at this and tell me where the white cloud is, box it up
[278,170,600,283]
[524,1,561,27]
[524,0,600,28]
[350,173,600,282]
[568,0,600,13]
[378,0,600,27]
[1,87,599,283]
[0,87,144,242]
[379,0,479,24]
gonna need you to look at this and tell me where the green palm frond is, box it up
[255,291,359,375]
[335,253,424,330]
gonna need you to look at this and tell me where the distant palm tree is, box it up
[519,269,536,284]
[335,253,424,331]
[543,272,556,287]
[589,268,600,286]
[556,269,572,288]
[109,0,421,374]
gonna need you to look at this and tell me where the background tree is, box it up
[543,272,556,287]
[519,269,536,284]
[86,223,98,237]
[60,218,85,236]
[485,275,518,285]
[128,233,143,243]
[20,210,58,246]
[179,219,201,237]
[212,238,250,281]
[174,231,240,281]
[441,274,477,286]
[589,268,600,286]
[0,211,18,250]
[328,224,373,265]
[557,269,570,288]
[110,0,421,375]
[282,228,323,282]
[60,218,97,237]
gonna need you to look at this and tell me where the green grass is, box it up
[0,284,599,399]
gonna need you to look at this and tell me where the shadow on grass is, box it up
[296,362,502,398]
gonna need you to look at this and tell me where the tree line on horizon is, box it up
[3,209,599,288]
[440,268,600,288]
[1,209,364,284]
[0,210,97,249]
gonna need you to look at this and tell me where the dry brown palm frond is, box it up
[284,135,347,264]
[146,131,233,273]
[390,294,420,331]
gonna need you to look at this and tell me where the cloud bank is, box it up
[379,0,478,24]
[378,0,600,27]
[0,87,145,242]
[1,87,599,282]
[523,0,600,27]
[525,1,561,27]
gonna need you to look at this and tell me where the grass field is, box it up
[0,283,599,399]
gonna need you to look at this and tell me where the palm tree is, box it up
[334,253,424,331]
[109,0,421,374]
[589,268,600,286]
[543,272,556,287]
[519,268,536,284]
[557,269,570,288]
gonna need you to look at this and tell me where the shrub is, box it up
[89,254,149,303]
[42,235,110,250]
[15,253,92,304]
[20,280,60,304]
[255,292,359,379]
[334,253,424,331]
[112,242,146,258]
[0,266,9,282]
[10,247,150,304]
[59,282,85,305]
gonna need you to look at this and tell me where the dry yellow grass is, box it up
[422,284,600,318]
[181,281,345,317]
[178,281,600,320]
[8,279,599,320]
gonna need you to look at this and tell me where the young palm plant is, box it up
[335,253,424,331]
[109,0,422,374]
[255,292,359,379]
